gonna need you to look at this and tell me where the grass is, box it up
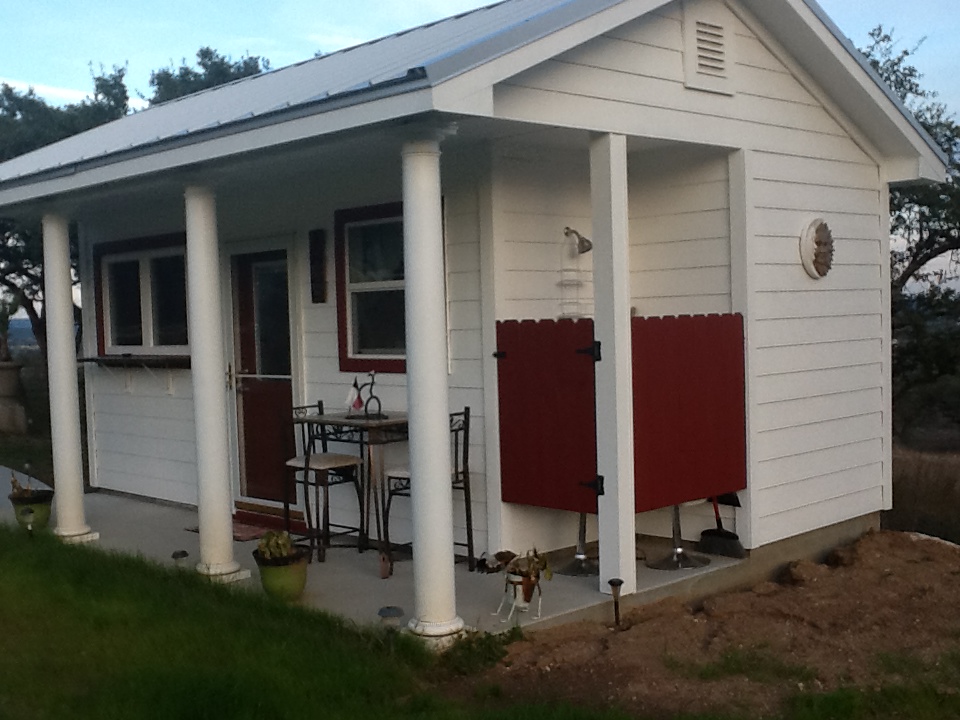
[0,524,435,720]
[439,626,524,677]
[0,524,627,720]
[784,686,960,720]
[874,649,960,686]
[5,526,960,720]
[664,648,817,684]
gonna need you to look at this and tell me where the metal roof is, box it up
[0,0,946,194]
[0,0,595,185]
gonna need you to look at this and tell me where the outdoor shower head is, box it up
[564,227,593,254]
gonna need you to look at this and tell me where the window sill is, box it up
[80,355,191,369]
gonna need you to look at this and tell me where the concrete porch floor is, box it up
[1,482,747,633]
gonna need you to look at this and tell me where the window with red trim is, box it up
[334,203,406,374]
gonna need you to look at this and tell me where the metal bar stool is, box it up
[382,407,475,570]
[285,401,362,562]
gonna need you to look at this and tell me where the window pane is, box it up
[253,262,291,376]
[151,255,188,346]
[108,261,142,346]
[352,290,405,355]
[347,220,404,283]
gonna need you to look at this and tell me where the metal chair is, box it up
[284,401,362,562]
[382,407,475,570]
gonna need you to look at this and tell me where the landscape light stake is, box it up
[378,606,404,628]
[609,577,624,628]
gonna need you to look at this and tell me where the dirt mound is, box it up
[444,530,960,718]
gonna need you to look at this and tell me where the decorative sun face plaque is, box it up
[800,218,834,279]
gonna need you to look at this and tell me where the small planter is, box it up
[9,489,54,532]
[253,547,309,601]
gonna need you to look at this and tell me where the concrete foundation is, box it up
[534,512,881,629]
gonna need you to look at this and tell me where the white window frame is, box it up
[343,216,406,361]
[101,247,189,356]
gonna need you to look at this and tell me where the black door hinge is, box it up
[576,341,602,362]
[581,475,605,496]
[492,350,506,359]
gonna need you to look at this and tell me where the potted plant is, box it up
[252,530,309,601]
[8,472,54,533]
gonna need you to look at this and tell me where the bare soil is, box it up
[442,530,960,718]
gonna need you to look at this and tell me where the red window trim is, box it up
[92,233,187,357]
[334,202,406,374]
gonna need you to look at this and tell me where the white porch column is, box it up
[590,133,637,595]
[41,213,97,543]
[402,139,464,640]
[184,186,247,581]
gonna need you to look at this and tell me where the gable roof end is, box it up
[740,0,946,183]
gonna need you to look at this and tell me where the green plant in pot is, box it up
[8,472,54,533]
[252,530,309,601]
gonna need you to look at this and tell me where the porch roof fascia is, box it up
[0,85,436,214]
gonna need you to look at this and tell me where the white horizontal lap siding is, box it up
[493,7,865,161]
[750,152,884,546]
[86,368,199,506]
[489,3,888,545]
[631,150,732,316]
[298,158,488,551]
[494,148,593,320]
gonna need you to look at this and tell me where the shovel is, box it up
[699,496,746,559]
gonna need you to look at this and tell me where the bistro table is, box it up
[294,410,408,557]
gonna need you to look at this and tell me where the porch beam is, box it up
[402,138,464,641]
[41,213,98,543]
[184,186,248,582]
[590,133,637,595]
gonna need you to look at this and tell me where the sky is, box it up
[1,0,958,115]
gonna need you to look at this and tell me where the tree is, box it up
[0,66,129,162]
[861,27,960,291]
[147,47,269,105]
[0,66,129,355]
[891,287,960,447]
[0,50,268,357]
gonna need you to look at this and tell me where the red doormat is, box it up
[185,521,270,542]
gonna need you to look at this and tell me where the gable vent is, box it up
[682,0,735,96]
[695,21,726,78]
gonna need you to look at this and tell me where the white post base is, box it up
[407,615,466,650]
[56,529,100,545]
[196,560,249,583]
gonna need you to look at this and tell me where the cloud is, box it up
[1,76,148,111]
[0,77,89,105]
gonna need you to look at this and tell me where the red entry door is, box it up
[232,251,294,502]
